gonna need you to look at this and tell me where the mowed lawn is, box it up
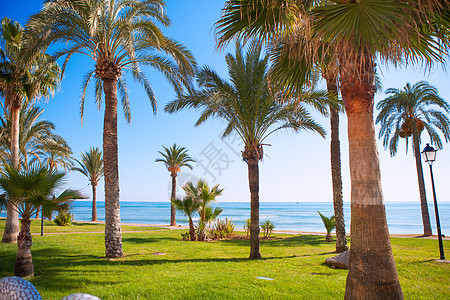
[0,220,449,299]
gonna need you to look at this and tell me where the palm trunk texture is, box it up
[2,105,21,244]
[340,52,403,299]
[188,216,196,241]
[92,184,98,222]
[247,156,261,259]
[170,176,177,226]
[413,136,432,236]
[326,77,348,253]
[15,218,34,277]
[102,77,123,258]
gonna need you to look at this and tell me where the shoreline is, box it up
[81,220,449,239]
[1,217,448,239]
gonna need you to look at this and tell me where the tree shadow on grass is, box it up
[220,234,328,248]
[123,236,178,244]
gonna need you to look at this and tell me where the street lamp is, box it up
[421,143,445,260]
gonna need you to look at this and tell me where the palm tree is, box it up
[376,81,450,236]
[171,196,199,241]
[156,144,195,226]
[166,41,327,258]
[0,17,61,243]
[0,164,85,277]
[28,0,196,258]
[214,1,448,296]
[0,102,70,171]
[318,211,336,242]
[182,179,223,241]
[72,147,104,222]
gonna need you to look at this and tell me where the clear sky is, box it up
[1,0,449,204]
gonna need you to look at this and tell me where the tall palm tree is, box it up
[166,41,327,258]
[376,81,450,236]
[28,0,196,258]
[156,144,195,226]
[0,17,61,243]
[0,102,70,171]
[171,196,199,241]
[214,0,448,296]
[183,179,223,241]
[73,147,104,222]
[0,164,85,277]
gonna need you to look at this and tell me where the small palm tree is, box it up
[72,147,104,222]
[0,17,61,243]
[156,144,195,226]
[166,41,327,257]
[318,211,336,242]
[171,196,199,241]
[376,81,450,236]
[0,164,85,277]
[183,179,223,241]
[29,0,196,258]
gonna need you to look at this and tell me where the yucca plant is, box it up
[260,220,275,238]
[318,211,336,242]
[244,218,251,237]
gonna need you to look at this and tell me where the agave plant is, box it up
[318,211,336,242]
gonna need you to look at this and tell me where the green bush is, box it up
[54,212,73,226]
[207,218,235,239]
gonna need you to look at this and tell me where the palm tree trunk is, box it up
[170,176,177,226]
[340,54,403,298]
[14,217,34,277]
[2,105,21,244]
[326,77,348,253]
[413,135,432,236]
[102,77,123,258]
[92,183,98,222]
[188,216,196,241]
[247,156,261,259]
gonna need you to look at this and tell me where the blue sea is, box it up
[3,201,445,235]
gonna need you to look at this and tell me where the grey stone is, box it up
[0,276,42,300]
[325,249,350,269]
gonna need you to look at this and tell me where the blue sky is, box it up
[2,0,449,204]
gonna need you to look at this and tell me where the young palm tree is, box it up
[166,41,327,258]
[0,164,85,277]
[72,147,104,222]
[182,179,223,241]
[156,144,195,226]
[28,0,196,258]
[318,211,336,242]
[214,0,448,296]
[376,81,450,236]
[0,17,61,243]
[171,196,199,241]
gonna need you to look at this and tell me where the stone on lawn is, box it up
[325,249,349,269]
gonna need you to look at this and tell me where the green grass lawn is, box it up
[0,220,448,299]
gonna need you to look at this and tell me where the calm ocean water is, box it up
[3,201,445,235]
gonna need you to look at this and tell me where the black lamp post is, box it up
[421,143,445,260]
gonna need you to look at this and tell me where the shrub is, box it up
[181,232,190,241]
[207,218,235,239]
[260,220,275,238]
[54,211,73,226]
